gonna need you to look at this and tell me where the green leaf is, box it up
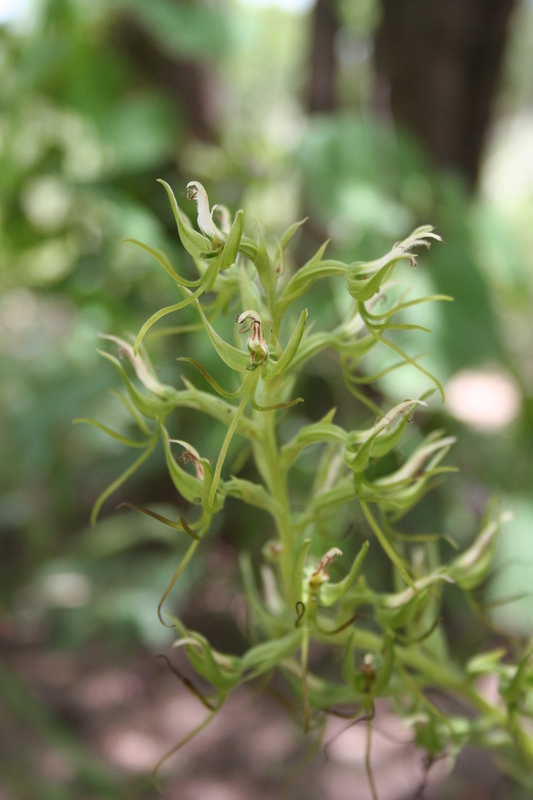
[279,256,346,312]
[254,224,274,305]
[219,209,243,271]
[241,630,303,676]
[278,218,308,252]
[225,476,277,513]
[124,239,202,287]
[263,309,308,381]
[280,410,345,469]
[192,299,250,372]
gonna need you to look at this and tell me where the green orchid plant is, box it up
[78,180,533,797]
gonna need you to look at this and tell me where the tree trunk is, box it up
[374,0,517,186]
[308,0,340,113]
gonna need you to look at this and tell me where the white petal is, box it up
[186,181,222,240]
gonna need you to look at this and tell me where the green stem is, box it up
[360,499,416,589]
[208,370,258,508]
[259,380,295,603]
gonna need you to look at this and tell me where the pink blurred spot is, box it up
[446,370,521,431]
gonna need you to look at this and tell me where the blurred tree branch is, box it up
[113,14,216,143]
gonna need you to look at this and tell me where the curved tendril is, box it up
[90,437,158,525]
[324,708,374,761]
[73,418,152,448]
[178,357,247,399]
[367,293,453,322]
[368,330,445,401]
[393,616,443,645]
[365,713,379,800]
[123,239,203,288]
[295,601,306,628]
[158,538,201,626]
[360,500,416,589]
[301,622,311,733]
[133,283,207,356]
[341,363,384,416]
[250,379,304,412]
[316,612,364,635]
[152,707,220,791]
[346,354,427,385]
[250,395,304,412]
[156,655,217,710]
[117,502,200,539]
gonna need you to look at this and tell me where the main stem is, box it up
[260,379,295,604]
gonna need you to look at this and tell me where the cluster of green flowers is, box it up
[80,181,533,796]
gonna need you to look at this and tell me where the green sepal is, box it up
[278,217,308,252]
[347,258,404,302]
[219,209,244,271]
[225,476,278,513]
[376,571,452,629]
[254,224,274,305]
[97,350,177,420]
[292,538,312,604]
[158,179,212,260]
[263,309,308,381]
[200,458,225,514]
[239,263,262,312]
[241,629,303,677]
[240,554,288,638]
[449,506,512,591]
[466,648,507,676]
[193,300,250,372]
[500,643,533,707]
[274,217,308,277]
[238,235,258,261]
[281,408,342,468]
[344,426,384,473]
[177,628,242,691]
[346,227,442,302]
[278,248,347,312]
[370,432,456,491]
[160,427,204,505]
[319,541,370,607]
[344,399,426,472]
